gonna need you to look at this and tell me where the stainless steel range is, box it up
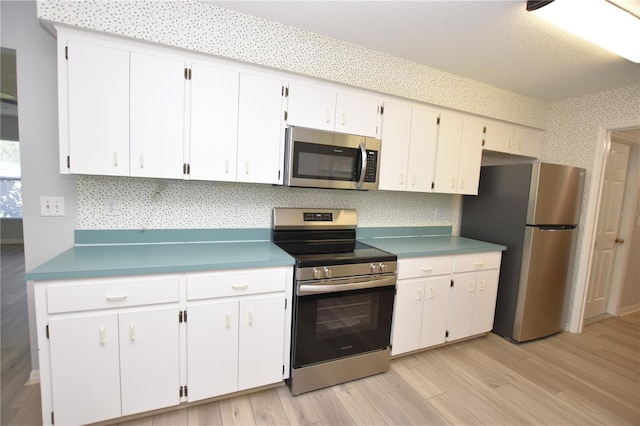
[272,208,397,395]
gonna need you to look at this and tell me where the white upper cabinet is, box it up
[433,114,484,195]
[379,103,438,192]
[237,73,285,184]
[64,40,130,176]
[187,63,240,182]
[484,121,541,158]
[286,82,380,137]
[130,52,186,179]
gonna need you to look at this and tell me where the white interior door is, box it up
[585,140,631,319]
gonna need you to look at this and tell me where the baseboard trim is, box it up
[25,370,40,386]
[619,304,640,316]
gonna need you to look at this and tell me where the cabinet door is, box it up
[286,83,336,131]
[406,108,439,192]
[119,307,180,416]
[66,40,130,176]
[49,314,121,425]
[188,64,239,181]
[335,93,380,137]
[130,52,185,179]
[483,122,514,153]
[390,278,425,355]
[238,295,285,391]
[187,301,239,401]
[433,113,463,194]
[457,118,484,195]
[237,73,284,184]
[379,103,411,191]
[470,270,499,335]
[514,128,541,158]
[447,272,476,341]
[420,276,452,348]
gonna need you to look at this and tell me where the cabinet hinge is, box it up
[483,126,487,134]
[66,155,70,169]
[179,310,187,323]
[445,330,449,338]
[282,365,285,375]
[437,117,441,125]
[284,298,287,309]
[278,170,281,181]
[179,386,184,398]
[482,139,486,147]
[184,68,192,80]
[46,325,49,339]
[284,111,288,121]
[183,163,191,175]
[51,411,55,424]
[184,385,188,397]
[380,106,384,115]
[282,86,289,97]
[65,46,68,60]
[431,182,435,190]
[450,279,454,287]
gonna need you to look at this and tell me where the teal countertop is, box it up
[358,227,506,258]
[26,229,295,281]
[26,227,505,281]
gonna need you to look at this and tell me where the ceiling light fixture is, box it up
[526,0,640,63]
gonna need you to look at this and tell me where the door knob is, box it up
[615,238,624,244]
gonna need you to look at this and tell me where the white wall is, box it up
[0,0,77,374]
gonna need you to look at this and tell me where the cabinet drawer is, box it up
[454,252,502,273]
[187,268,287,301]
[397,256,453,280]
[47,276,180,314]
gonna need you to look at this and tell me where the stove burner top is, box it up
[274,240,396,268]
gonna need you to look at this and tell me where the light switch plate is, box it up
[41,196,65,216]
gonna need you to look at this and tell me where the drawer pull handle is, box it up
[114,151,119,167]
[232,283,248,290]
[429,287,435,299]
[225,312,230,328]
[422,267,433,273]
[100,326,106,345]
[248,309,253,326]
[417,288,422,301]
[474,262,485,267]
[470,280,476,292]
[326,110,331,123]
[130,323,136,341]
[479,280,485,291]
[106,293,128,301]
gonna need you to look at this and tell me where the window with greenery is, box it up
[0,139,21,218]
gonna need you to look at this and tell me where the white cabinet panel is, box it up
[49,314,121,426]
[448,271,477,341]
[237,73,284,184]
[119,307,180,416]
[379,103,412,191]
[286,83,336,131]
[335,93,380,137]
[66,40,130,176]
[457,118,484,195]
[420,277,453,348]
[406,108,439,192]
[433,113,464,194]
[188,64,239,181]
[238,295,286,390]
[130,52,185,179]
[187,300,239,402]
[514,128,541,157]
[391,278,425,355]
[484,122,541,158]
[483,122,513,153]
[470,270,500,335]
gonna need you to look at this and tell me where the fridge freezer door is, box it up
[513,226,577,342]
[527,163,585,226]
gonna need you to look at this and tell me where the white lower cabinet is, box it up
[391,252,501,357]
[47,306,180,426]
[35,266,292,426]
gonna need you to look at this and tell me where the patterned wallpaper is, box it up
[78,176,462,231]
[37,0,548,129]
[541,83,640,327]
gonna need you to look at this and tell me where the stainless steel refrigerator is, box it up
[460,163,585,343]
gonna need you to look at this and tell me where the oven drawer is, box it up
[397,256,453,280]
[187,268,287,301]
[454,252,502,273]
[47,275,180,314]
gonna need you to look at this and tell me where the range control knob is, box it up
[323,267,332,278]
[313,268,323,279]
[370,263,380,273]
[380,263,388,273]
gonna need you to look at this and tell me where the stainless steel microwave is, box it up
[283,127,381,190]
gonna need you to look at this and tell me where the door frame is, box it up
[569,119,640,333]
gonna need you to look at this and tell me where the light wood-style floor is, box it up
[2,243,639,425]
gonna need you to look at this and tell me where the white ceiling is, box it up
[208,0,640,102]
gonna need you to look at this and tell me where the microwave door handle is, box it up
[356,142,367,189]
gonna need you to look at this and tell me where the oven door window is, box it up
[292,286,394,368]
[292,142,361,182]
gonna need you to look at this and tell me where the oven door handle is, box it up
[298,275,396,295]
